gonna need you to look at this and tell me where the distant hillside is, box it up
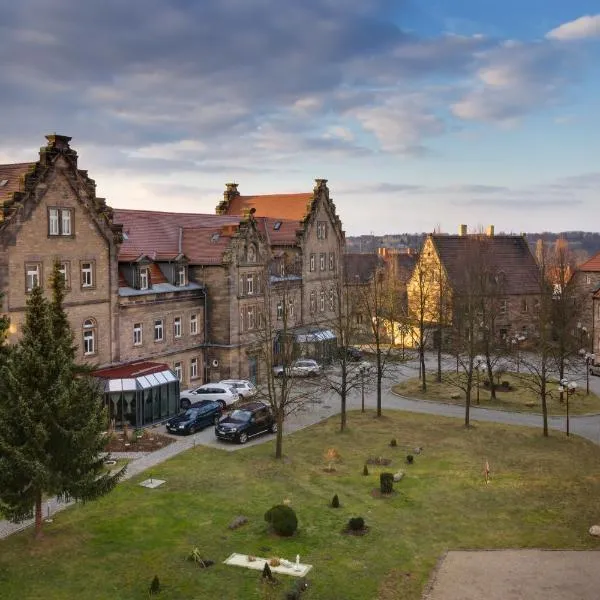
[346,231,600,264]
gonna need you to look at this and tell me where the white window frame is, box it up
[174,362,182,382]
[499,299,508,316]
[177,265,186,286]
[246,274,254,295]
[247,306,255,330]
[288,298,294,318]
[83,318,96,356]
[190,357,198,379]
[310,291,316,313]
[320,291,325,312]
[173,316,182,338]
[58,261,70,289]
[49,208,60,236]
[329,289,334,310]
[329,252,335,270]
[240,309,245,333]
[190,313,198,335]
[81,262,94,288]
[320,253,326,271]
[277,302,283,320]
[133,323,142,346]
[154,319,164,342]
[61,209,72,235]
[310,254,315,272]
[25,263,41,292]
[139,267,149,290]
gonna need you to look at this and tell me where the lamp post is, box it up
[474,355,485,405]
[580,351,595,396]
[511,335,526,373]
[577,322,588,352]
[558,378,577,437]
[359,363,367,413]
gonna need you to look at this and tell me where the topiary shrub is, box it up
[348,517,365,532]
[390,438,397,447]
[406,454,414,465]
[380,472,394,495]
[149,575,160,595]
[262,562,274,581]
[330,494,340,508]
[264,504,298,537]
[362,464,369,476]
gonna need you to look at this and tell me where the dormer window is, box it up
[177,265,187,286]
[273,221,282,231]
[247,244,257,263]
[139,267,149,290]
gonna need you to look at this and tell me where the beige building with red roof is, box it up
[572,252,600,353]
[0,135,347,424]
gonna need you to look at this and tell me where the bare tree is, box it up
[253,254,317,458]
[355,264,403,416]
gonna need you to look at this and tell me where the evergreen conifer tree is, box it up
[0,263,125,537]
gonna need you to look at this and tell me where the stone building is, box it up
[570,252,600,352]
[407,226,541,347]
[0,134,122,367]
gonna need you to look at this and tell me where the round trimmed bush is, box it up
[348,517,365,531]
[264,504,298,537]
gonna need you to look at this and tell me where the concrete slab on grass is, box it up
[224,553,312,577]
[139,478,166,489]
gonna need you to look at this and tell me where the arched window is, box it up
[83,318,97,356]
[247,244,257,263]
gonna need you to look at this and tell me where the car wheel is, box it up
[270,422,278,434]
[238,432,248,444]
[180,398,191,410]
[213,414,220,425]
[218,399,226,410]
[188,425,196,435]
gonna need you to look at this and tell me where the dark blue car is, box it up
[166,400,222,435]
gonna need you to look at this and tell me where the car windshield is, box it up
[184,409,200,418]
[229,409,252,421]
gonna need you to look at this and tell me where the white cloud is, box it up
[546,14,600,41]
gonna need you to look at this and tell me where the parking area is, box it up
[424,550,600,600]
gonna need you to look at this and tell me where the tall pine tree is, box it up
[0,263,125,538]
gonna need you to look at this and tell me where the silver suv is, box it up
[179,384,239,410]
[273,359,322,378]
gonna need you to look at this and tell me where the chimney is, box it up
[459,224,467,236]
[486,225,495,237]
[45,133,72,150]
[40,133,77,167]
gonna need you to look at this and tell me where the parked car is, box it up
[589,362,600,377]
[179,383,239,410]
[166,401,222,435]
[273,359,322,378]
[345,347,363,362]
[215,401,276,444]
[218,379,257,399]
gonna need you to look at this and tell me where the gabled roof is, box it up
[0,162,35,204]
[114,209,241,265]
[343,253,384,284]
[256,217,300,246]
[219,192,313,221]
[431,234,540,295]
[577,252,600,273]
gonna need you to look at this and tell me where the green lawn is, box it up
[393,372,600,415]
[1,410,599,599]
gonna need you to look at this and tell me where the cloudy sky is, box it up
[1,0,599,235]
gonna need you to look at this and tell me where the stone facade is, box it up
[0,135,122,368]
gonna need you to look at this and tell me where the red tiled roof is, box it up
[114,209,240,265]
[0,162,35,204]
[577,252,600,273]
[181,226,235,265]
[93,361,170,379]
[432,234,540,295]
[256,217,301,246]
[223,193,314,221]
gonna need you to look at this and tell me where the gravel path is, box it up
[424,550,600,600]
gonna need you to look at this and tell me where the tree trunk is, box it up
[340,391,347,432]
[436,330,442,383]
[274,410,284,459]
[420,348,427,392]
[464,389,471,428]
[486,359,496,400]
[34,491,43,539]
[541,375,549,437]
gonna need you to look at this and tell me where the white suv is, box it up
[219,379,257,399]
[273,359,322,378]
[179,384,239,410]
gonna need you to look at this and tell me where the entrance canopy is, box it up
[293,326,336,343]
[94,361,178,392]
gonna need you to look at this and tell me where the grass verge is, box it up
[1,410,599,599]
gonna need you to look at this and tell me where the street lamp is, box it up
[580,351,595,396]
[577,322,588,352]
[474,355,485,405]
[558,378,577,437]
[359,363,368,413]
[511,335,526,373]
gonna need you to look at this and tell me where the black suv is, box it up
[215,401,276,444]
